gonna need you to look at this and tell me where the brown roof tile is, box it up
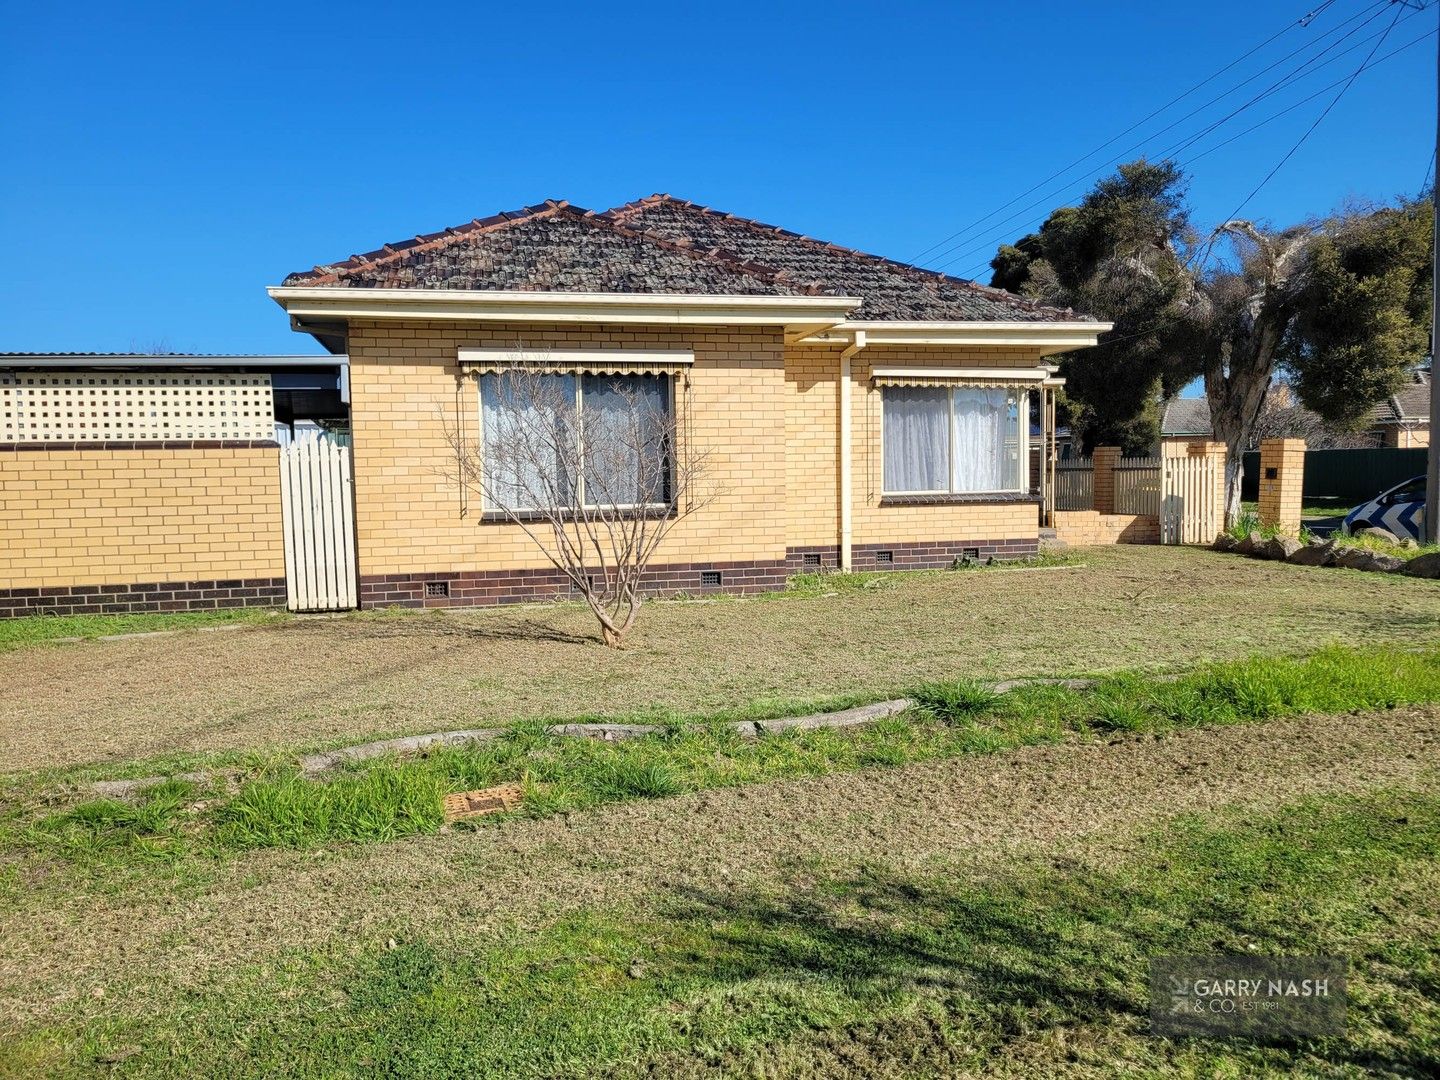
[602,194,1089,323]
[283,193,1092,323]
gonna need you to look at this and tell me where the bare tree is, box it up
[1188,221,1313,524]
[444,360,713,647]
[1249,392,1378,451]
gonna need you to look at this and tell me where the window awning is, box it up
[870,366,1051,389]
[458,348,694,376]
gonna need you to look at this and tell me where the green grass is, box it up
[20,644,1440,864]
[30,786,1440,1077]
[0,607,284,651]
[1333,531,1440,561]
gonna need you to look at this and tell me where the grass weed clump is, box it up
[912,679,1001,725]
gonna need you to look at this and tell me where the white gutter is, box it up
[839,330,866,572]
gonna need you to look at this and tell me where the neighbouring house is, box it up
[1160,373,1432,451]
[1370,371,1431,448]
[1,195,1109,617]
[1158,397,1215,445]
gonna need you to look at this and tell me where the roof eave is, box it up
[268,286,860,334]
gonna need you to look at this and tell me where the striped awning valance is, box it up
[870,366,1052,389]
[458,348,693,376]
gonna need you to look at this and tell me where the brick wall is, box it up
[1052,510,1160,546]
[345,320,791,586]
[0,443,285,602]
[345,330,1050,609]
[785,343,1048,555]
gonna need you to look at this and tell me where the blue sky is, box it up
[0,0,1433,356]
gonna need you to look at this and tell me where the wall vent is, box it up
[700,570,722,588]
[424,580,449,598]
[961,548,981,562]
[802,552,821,568]
[875,550,894,564]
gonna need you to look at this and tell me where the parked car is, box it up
[1341,475,1427,541]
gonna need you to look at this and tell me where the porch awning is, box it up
[870,366,1052,389]
[458,348,694,376]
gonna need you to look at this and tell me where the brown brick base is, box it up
[363,537,1041,610]
[359,559,793,610]
[0,578,287,619]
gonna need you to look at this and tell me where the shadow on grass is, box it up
[650,794,1440,1077]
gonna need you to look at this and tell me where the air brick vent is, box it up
[802,552,821,567]
[875,550,894,564]
[700,570,722,588]
[425,580,450,598]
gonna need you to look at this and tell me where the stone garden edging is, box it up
[89,681,1115,796]
[1212,532,1440,579]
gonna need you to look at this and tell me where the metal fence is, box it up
[1055,458,1094,510]
[1114,457,1161,516]
[1240,447,1426,505]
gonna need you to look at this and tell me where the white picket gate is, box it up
[1159,445,1223,545]
[278,439,358,611]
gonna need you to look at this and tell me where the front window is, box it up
[882,385,1025,494]
[480,371,672,511]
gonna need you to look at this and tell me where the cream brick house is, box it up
[0,195,1108,616]
[269,195,1107,608]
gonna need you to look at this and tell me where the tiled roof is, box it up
[283,194,1090,323]
[282,201,825,297]
[602,195,1088,323]
[1383,371,1431,424]
[1160,397,1212,436]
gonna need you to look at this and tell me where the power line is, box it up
[909,0,1380,266]
[927,3,1420,277]
[1207,1,1405,236]
[942,20,1433,282]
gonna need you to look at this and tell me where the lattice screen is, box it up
[0,371,275,442]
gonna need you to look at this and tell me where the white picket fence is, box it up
[1160,448,1222,545]
[278,439,358,611]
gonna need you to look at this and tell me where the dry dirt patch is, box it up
[3,546,1437,772]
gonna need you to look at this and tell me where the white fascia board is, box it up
[267,287,861,328]
[870,365,1052,382]
[793,320,1112,354]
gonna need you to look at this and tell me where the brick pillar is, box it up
[1092,445,1121,514]
[1258,438,1305,535]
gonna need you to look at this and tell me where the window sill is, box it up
[879,492,1040,507]
[480,505,677,524]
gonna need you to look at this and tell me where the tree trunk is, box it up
[1222,440,1246,527]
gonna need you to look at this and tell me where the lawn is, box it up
[2,546,1438,776]
[2,697,1437,1077]
[4,563,1440,1076]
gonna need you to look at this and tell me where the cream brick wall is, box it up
[784,343,1049,550]
[0,447,284,588]
[346,320,790,576]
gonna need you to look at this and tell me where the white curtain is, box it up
[883,385,1024,494]
[481,373,577,509]
[951,388,1014,492]
[580,374,670,506]
[882,387,949,492]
